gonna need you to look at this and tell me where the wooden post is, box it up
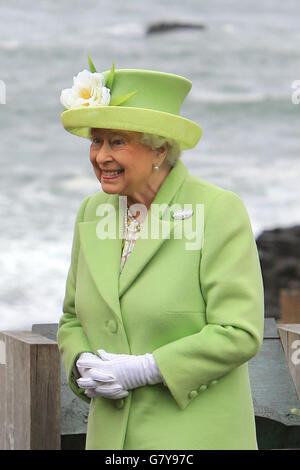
[0,331,61,450]
[279,287,300,323]
[277,324,300,401]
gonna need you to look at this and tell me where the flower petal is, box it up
[60,88,76,109]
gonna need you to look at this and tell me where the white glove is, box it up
[76,352,129,400]
[97,350,165,387]
[100,350,167,386]
[77,349,164,392]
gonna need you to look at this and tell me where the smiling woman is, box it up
[57,61,264,450]
[89,127,172,210]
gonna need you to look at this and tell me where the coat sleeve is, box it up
[57,195,94,404]
[152,190,265,410]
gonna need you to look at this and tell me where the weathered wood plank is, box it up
[278,324,300,335]
[0,331,61,450]
[279,288,300,323]
[32,323,89,437]
[277,324,300,401]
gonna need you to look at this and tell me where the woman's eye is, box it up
[90,137,125,146]
[112,139,124,146]
[91,137,102,145]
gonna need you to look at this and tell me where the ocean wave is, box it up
[61,175,100,192]
[191,90,270,104]
[0,40,22,50]
[0,22,145,51]
[99,22,145,38]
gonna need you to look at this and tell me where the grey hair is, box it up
[139,133,181,167]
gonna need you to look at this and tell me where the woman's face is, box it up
[89,128,161,199]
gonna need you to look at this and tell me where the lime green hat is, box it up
[60,59,202,150]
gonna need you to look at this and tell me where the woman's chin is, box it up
[101,186,120,194]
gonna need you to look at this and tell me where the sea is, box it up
[0,0,299,330]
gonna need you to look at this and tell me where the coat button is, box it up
[115,399,124,409]
[106,319,118,333]
[188,390,198,400]
[198,384,207,392]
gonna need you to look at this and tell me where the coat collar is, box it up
[79,159,188,321]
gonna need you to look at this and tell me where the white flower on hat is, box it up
[60,56,138,111]
[60,69,111,109]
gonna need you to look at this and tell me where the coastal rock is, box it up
[256,226,300,318]
[146,22,206,35]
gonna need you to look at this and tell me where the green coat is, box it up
[57,159,264,450]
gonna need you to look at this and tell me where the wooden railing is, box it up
[277,324,300,401]
[0,320,299,450]
[0,331,60,450]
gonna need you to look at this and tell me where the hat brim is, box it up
[61,106,202,150]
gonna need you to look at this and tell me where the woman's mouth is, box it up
[101,169,124,180]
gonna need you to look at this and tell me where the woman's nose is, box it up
[95,140,113,164]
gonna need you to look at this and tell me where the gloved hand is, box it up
[97,350,167,386]
[97,349,167,386]
[76,349,164,392]
[76,352,129,400]
[81,382,129,400]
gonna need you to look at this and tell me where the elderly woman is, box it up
[57,61,264,450]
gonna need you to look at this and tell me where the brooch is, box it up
[172,209,194,220]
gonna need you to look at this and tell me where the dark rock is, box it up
[256,225,300,318]
[146,22,206,35]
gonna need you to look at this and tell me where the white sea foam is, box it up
[62,175,100,192]
[191,90,272,104]
[103,22,145,38]
[0,40,22,50]
[0,0,299,330]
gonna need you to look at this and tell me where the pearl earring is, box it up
[154,165,159,170]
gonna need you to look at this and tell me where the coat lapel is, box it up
[118,159,188,298]
[78,159,188,319]
[78,194,125,320]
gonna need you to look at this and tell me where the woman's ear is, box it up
[156,142,169,161]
